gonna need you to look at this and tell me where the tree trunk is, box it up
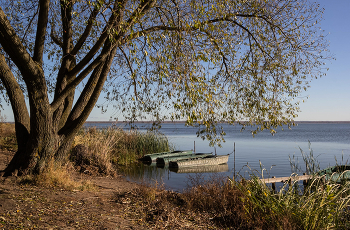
[3,120,81,176]
[0,4,117,177]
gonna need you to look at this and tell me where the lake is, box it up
[84,122,350,192]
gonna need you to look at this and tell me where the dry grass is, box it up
[0,122,17,151]
[19,162,96,191]
[72,127,119,175]
[114,175,295,229]
[116,172,350,230]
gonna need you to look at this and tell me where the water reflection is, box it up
[169,163,229,173]
[118,162,167,181]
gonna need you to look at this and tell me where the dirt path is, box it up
[0,150,146,229]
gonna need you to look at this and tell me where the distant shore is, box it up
[4,120,350,124]
[85,120,350,124]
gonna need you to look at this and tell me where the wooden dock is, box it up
[260,174,313,184]
[259,173,316,192]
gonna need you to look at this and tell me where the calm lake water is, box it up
[84,122,350,192]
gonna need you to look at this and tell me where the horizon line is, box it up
[85,120,350,123]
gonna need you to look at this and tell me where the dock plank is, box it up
[260,174,313,183]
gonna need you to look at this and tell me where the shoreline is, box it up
[84,120,350,124]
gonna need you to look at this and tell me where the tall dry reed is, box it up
[72,127,172,172]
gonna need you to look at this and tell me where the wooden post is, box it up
[271,176,276,193]
[322,175,326,190]
[234,142,236,177]
[303,172,308,190]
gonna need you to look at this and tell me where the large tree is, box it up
[0,0,329,176]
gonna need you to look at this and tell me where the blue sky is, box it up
[295,0,350,121]
[1,0,349,122]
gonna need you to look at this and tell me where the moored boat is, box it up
[140,150,193,162]
[169,154,229,168]
[317,165,350,182]
[156,153,213,164]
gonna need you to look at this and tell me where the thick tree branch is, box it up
[33,0,50,65]
[66,45,113,122]
[60,0,73,55]
[51,0,76,128]
[52,1,124,127]
[59,45,117,138]
[66,0,154,80]
[0,7,43,80]
[0,55,30,126]
[51,53,108,111]
[0,54,30,152]
[50,25,63,48]
[124,0,156,29]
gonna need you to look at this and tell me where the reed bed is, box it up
[128,172,350,229]
[72,127,172,173]
[228,144,350,230]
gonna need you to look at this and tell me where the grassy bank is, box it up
[1,123,350,229]
[120,173,350,229]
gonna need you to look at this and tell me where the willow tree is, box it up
[0,0,329,176]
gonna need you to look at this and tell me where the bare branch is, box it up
[119,46,138,99]
[21,6,39,46]
[50,23,63,48]
[70,7,100,56]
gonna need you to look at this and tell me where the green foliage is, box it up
[0,0,331,147]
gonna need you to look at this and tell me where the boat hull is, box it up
[169,154,229,168]
[317,165,350,182]
[140,150,193,162]
[169,163,229,173]
[156,153,213,164]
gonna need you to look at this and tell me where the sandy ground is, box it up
[0,150,148,229]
